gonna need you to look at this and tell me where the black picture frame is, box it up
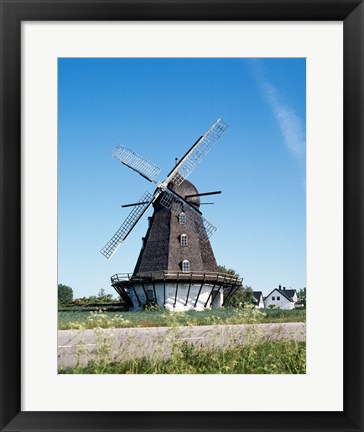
[0,1,363,431]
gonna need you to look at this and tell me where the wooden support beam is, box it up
[185,277,192,306]
[211,285,222,307]
[222,286,234,306]
[131,286,142,307]
[204,274,220,307]
[194,273,206,307]
[173,274,180,308]
[141,282,148,301]
[151,272,157,303]
[204,285,215,308]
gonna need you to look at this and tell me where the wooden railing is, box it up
[111,271,242,287]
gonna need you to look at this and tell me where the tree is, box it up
[58,284,73,306]
[98,288,106,299]
[297,287,306,306]
[217,265,252,307]
[298,287,306,300]
[217,265,240,278]
[98,288,114,303]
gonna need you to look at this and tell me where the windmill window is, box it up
[179,212,186,224]
[182,260,190,273]
[180,234,188,246]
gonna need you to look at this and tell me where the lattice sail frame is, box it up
[100,191,154,259]
[102,119,227,259]
[113,145,161,183]
[158,188,217,240]
[165,118,228,187]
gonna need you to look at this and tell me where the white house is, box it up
[252,291,265,309]
[264,286,298,310]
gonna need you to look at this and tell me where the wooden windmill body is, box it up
[101,120,242,311]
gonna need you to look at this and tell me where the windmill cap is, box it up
[168,179,200,208]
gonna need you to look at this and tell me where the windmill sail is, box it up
[113,145,161,183]
[101,191,154,259]
[101,119,226,258]
[165,119,228,187]
[158,188,217,240]
[187,208,217,240]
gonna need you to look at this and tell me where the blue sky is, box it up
[58,58,306,298]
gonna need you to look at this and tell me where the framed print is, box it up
[0,1,363,431]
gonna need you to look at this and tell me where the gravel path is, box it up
[58,322,306,369]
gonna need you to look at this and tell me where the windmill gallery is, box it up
[101,119,242,311]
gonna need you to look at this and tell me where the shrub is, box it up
[143,301,161,312]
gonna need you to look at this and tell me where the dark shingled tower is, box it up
[133,179,218,276]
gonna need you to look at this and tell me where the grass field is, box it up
[59,338,306,374]
[58,307,306,330]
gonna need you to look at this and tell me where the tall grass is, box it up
[58,307,305,330]
[60,338,306,374]
[59,312,306,374]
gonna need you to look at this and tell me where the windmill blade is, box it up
[164,119,228,187]
[185,191,222,199]
[112,145,161,183]
[121,201,151,208]
[101,191,154,259]
[187,207,217,240]
[158,188,217,240]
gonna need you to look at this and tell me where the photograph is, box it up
[57,57,307,374]
[2,0,363,427]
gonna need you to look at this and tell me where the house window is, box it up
[277,296,280,300]
[272,296,275,301]
[179,212,186,224]
[182,260,190,273]
[180,234,188,246]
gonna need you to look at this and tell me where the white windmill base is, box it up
[111,272,242,312]
[129,283,223,312]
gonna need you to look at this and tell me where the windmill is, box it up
[101,119,243,311]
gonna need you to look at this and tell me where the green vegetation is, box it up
[58,284,125,311]
[217,264,253,307]
[58,306,305,330]
[59,338,306,374]
[58,274,306,374]
[297,287,306,306]
[58,284,73,307]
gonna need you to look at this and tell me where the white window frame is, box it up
[182,260,190,273]
[179,212,186,224]
[180,234,188,246]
